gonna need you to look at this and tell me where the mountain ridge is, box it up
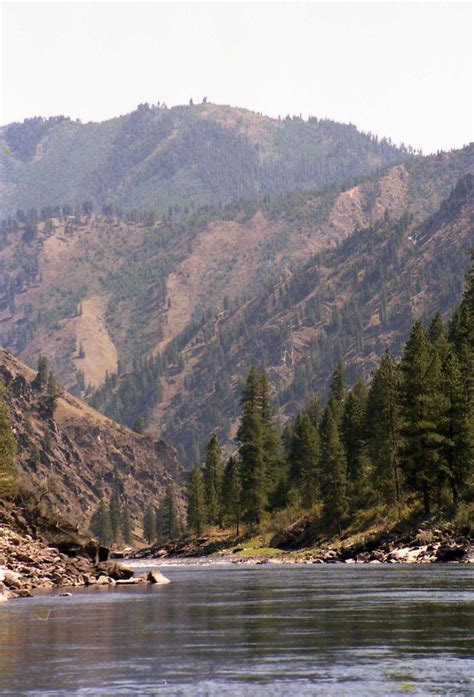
[0,101,414,217]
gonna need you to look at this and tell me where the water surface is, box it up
[0,563,472,695]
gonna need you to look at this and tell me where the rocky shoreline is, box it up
[0,527,170,601]
[134,518,474,567]
[0,495,170,602]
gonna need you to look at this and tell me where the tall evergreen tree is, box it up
[365,352,403,508]
[329,360,346,409]
[237,367,267,526]
[400,321,446,514]
[342,379,368,486]
[90,501,113,546]
[187,467,206,535]
[32,356,48,391]
[161,483,180,540]
[143,503,157,543]
[449,252,474,405]
[259,371,282,478]
[319,398,348,531]
[440,348,473,507]
[202,434,224,525]
[109,490,122,543]
[0,384,17,498]
[287,413,320,508]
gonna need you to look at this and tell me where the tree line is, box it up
[186,257,473,535]
[89,482,181,547]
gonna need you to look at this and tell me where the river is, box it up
[0,563,472,695]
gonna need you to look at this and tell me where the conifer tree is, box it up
[301,395,321,430]
[400,321,446,514]
[161,483,180,540]
[32,356,48,391]
[428,312,445,346]
[287,413,320,508]
[440,348,473,507]
[202,434,224,525]
[449,253,474,405]
[143,503,157,543]
[341,379,368,485]
[319,398,348,531]
[259,371,282,478]
[237,367,267,526]
[329,360,346,409]
[90,501,113,546]
[109,490,122,543]
[365,352,403,508]
[222,457,242,535]
[187,467,206,535]
[0,384,17,497]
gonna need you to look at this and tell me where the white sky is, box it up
[0,1,472,153]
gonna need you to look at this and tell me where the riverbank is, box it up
[133,511,474,566]
[0,494,141,601]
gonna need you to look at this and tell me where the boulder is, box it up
[147,570,170,585]
[96,562,134,581]
[435,545,467,563]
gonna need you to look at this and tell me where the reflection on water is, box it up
[0,564,472,695]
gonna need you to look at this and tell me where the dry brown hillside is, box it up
[0,349,183,533]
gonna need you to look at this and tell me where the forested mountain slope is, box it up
[0,102,413,217]
[89,148,473,465]
[150,172,473,464]
[0,146,470,402]
[0,349,183,531]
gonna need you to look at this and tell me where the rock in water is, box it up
[96,562,134,580]
[147,570,170,585]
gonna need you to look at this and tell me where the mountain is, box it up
[0,102,413,218]
[0,101,471,467]
[91,150,473,465]
[0,348,183,532]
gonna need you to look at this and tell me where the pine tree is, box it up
[440,348,473,507]
[109,490,122,543]
[32,356,48,391]
[400,321,446,514]
[0,384,17,497]
[237,367,267,526]
[259,371,282,479]
[161,483,180,540]
[319,399,348,531]
[428,312,445,345]
[365,352,403,508]
[46,371,58,414]
[341,379,368,485]
[90,501,113,546]
[329,360,346,409]
[222,456,242,535]
[187,467,206,535]
[301,395,321,430]
[449,253,474,406]
[287,413,320,508]
[202,434,224,525]
[143,503,157,543]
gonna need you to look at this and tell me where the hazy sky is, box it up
[1,1,472,153]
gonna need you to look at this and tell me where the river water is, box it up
[0,563,472,696]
